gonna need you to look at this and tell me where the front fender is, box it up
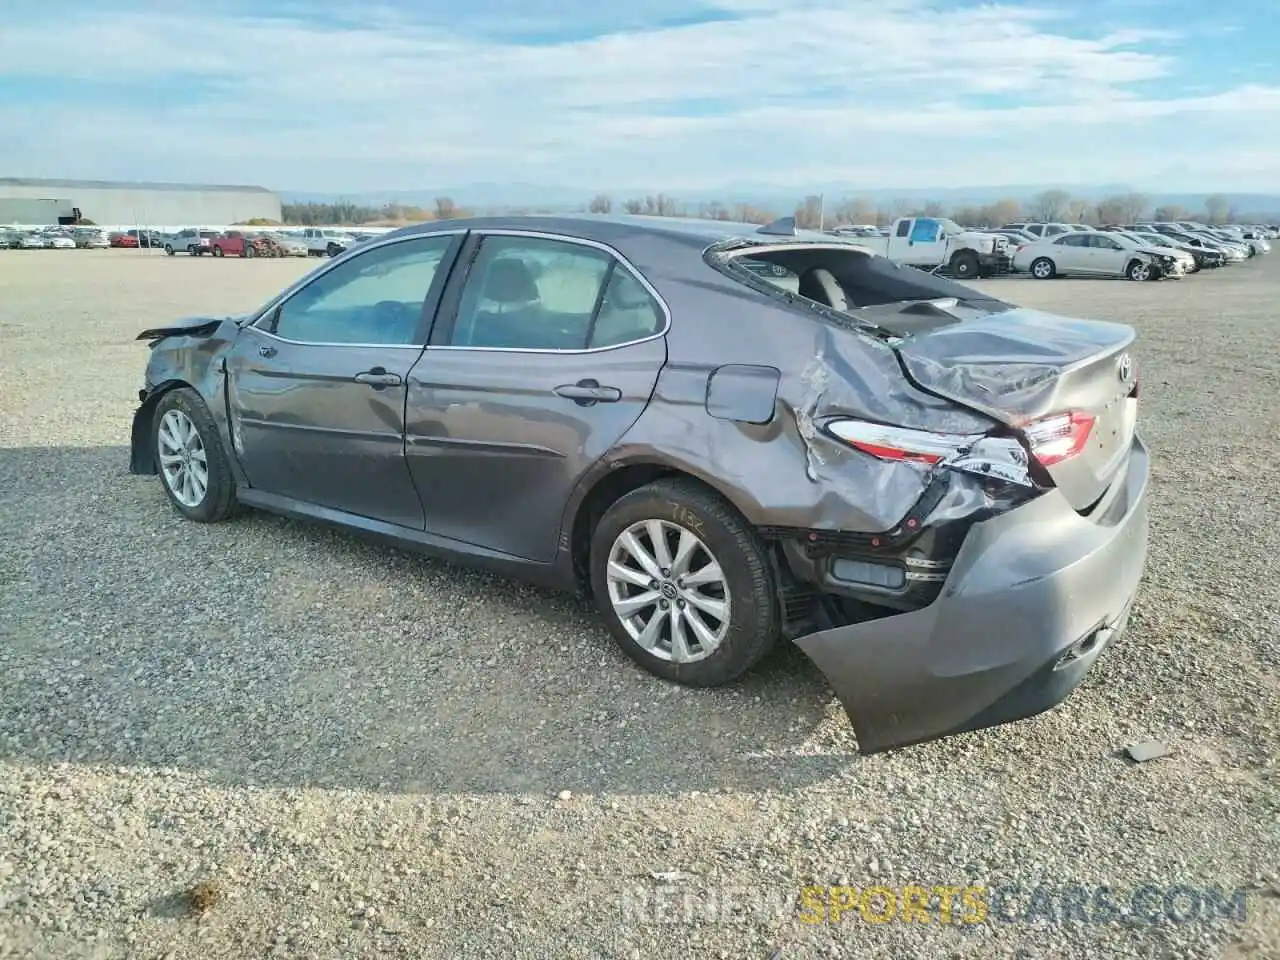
[130,318,245,482]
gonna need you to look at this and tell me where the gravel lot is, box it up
[1,248,1277,959]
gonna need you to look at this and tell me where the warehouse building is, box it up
[0,177,282,226]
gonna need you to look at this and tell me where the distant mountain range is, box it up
[281,182,1280,214]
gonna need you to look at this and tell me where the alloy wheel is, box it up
[157,409,209,508]
[606,519,731,663]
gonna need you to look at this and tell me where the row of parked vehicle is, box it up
[822,217,1274,281]
[123,226,384,259]
[0,225,112,249]
[993,220,1274,281]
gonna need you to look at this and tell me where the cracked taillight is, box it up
[1024,411,1095,467]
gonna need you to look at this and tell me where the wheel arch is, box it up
[129,378,193,474]
[565,459,754,594]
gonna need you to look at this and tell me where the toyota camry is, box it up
[129,214,1149,752]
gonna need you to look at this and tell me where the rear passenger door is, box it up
[404,231,668,562]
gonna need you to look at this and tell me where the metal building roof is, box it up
[0,178,276,194]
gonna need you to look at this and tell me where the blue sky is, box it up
[1,0,1277,193]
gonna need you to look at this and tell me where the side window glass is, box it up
[589,265,664,349]
[449,235,611,349]
[895,220,912,238]
[271,236,452,345]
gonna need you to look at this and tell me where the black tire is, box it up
[1126,259,1154,281]
[212,246,224,258]
[151,388,239,523]
[165,245,175,256]
[1030,257,1056,280]
[589,478,779,687]
[244,245,255,258]
[950,250,980,280]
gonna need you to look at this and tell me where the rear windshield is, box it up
[706,241,1005,312]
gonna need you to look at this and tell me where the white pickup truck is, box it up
[846,217,1013,279]
[300,227,354,257]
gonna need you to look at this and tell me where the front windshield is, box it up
[939,219,964,236]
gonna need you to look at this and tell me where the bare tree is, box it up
[1095,196,1128,225]
[733,203,774,224]
[588,194,612,214]
[623,198,644,215]
[434,197,458,220]
[987,198,1023,227]
[919,200,946,218]
[1152,204,1188,222]
[1029,189,1071,221]
[1118,192,1149,223]
[1204,194,1230,225]
[1066,198,1091,223]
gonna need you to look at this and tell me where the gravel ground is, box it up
[1,248,1277,959]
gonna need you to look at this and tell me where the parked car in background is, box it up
[1003,221,1073,239]
[44,230,76,249]
[827,224,881,238]
[209,231,253,258]
[848,216,1013,278]
[988,228,1040,246]
[126,229,162,248]
[1126,229,1223,270]
[73,227,110,249]
[0,228,19,249]
[1188,231,1251,260]
[301,227,353,257]
[110,232,139,248]
[264,233,309,257]
[1015,230,1192,280]
[163,229,219,256]
[1147,225,1246,262]
[127,214,1150,754]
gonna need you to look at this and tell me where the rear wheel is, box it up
[212,246,224,258]
[244,245,255,258]
[1030,257,1056,279]
[590,478,779,687]
[165,245,175,256]
[152,388,239,523]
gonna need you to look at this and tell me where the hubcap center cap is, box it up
[659,581,679,600]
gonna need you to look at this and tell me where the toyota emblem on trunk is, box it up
[1117,353,1133,381]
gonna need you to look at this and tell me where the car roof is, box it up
[391,213,856,249]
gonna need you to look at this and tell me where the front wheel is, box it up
[165,245,175,256]
[949,250,980,280]
[244,245,255,258]
[152,388,239,523]
[1127,259,1155,281]
[590,478,779,687]
[212,246,224,258]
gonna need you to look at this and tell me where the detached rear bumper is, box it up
[796,435,1150,753]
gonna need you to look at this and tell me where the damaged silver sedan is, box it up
[128,214,1149,753]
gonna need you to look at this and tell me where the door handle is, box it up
[554,378,622,405]
[258,344,277,358]
[354,367,403,389]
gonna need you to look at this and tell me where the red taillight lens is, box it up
[1024,411,1095,466]
[826,421,978,464]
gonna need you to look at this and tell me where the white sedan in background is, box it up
[1013,230,1194,281]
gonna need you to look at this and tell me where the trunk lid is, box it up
[892,306,1139,512]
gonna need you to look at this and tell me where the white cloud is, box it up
[0,1,1277,193]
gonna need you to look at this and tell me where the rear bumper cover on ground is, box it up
[796,435,1150,753]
